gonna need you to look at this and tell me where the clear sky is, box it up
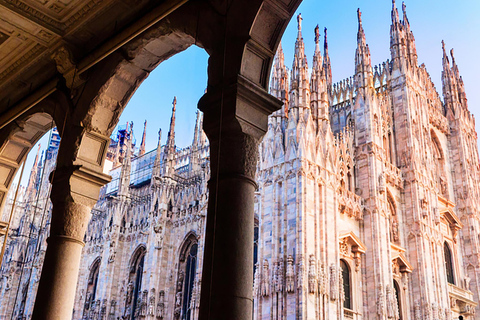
[15,0,480,187]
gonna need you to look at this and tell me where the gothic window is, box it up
[126,246,146,320]
[254,218,259,275]
[175,234,198,320]
[444,242,455,285]
[340,260,351,309]
[393,280,402,320]
[84,258,101,316]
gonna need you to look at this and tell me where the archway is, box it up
[0,1,306,319]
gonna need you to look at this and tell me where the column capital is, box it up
[199,74,282,140]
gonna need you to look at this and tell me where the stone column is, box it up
[32,130,111,320]
[198,75,281,320]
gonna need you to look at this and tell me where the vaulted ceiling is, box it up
[0,0,184,115]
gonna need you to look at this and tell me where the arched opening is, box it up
[340,259,351,309]
[444,242,455,285]
[83,258,101,317]
[125,246,146,320]
[393,280,402,320]
[175,233,198,320]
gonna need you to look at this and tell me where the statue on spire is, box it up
[297,13,303,32]
[357,8,363,30]
[314,25,320,44]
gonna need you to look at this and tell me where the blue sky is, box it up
[17,0,480,186]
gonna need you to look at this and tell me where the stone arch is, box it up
[129,244,146,273]
[0,105,56,212]
[175,231,199,320]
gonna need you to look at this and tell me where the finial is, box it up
[450,48,455,61]
[314,25,320,44]
[442,40,446,54]
[173,96,177,108]
[324,27,328,50]
[297,13,303,32]
[392,0,396,9]
[402,1,406,14]
[357,8,362,29]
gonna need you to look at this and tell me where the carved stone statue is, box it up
[386,284,395,319]
[338,267,345,302]
[253,263,260,296]
[275,258,284,292]
[330,264,338,301]
[148,288,156,316]
[156,291,165,319]
[285,255,295,293]
[414,300,421,320]
[308,255,316,294]
[376,283,385,317]
[261,259,270,296]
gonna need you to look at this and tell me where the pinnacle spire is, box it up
[323,27,332,89]
[355,8,372,89]
[166,96,177,154]
[402,1,409,28]
[193,111,201,148]
[139,120,147,156]
[297,13,303,39]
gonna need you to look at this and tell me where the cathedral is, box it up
[1,2,480,320]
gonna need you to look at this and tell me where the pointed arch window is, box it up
[444,242,455,285]
[393,280,402,320]
[175,234,198,320]
[125,246,146,320]
[340,259,351,309]
[83,258,101,317]
[254,218,259,275]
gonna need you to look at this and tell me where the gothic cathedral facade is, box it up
[1,2,480,320]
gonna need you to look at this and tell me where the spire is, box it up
[297,13,303,40]
[391,0,400,26]
[441,40,458,114]
[355,8,372,89]
[402,1,409,29]
[323,27,332,89]
[291,13,309,110]
[26,144,41,196]
[312,25,322,71]
[357,8,366,46]
[271,42,289,117]
[139,120,147,156]
[152,128,162,178]
[166,96,177,154]
[118,125,132,195]
[450,48,468,109]
[113,138,121,167]
[192,111,200,148]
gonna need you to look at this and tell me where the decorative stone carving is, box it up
[308,255,316,294]
[285,255,295,293]
[253,263,260,296]
[330,264,338,301]
[261,259,270,296]
[51,45,75,75]
[148,288,156,316]
[386,284,395,319]
[376,283,385,317]
[297,257,304,290]
[414,300,421,320]
[338,267,345,302]
[108,300,116,320]
[379,172,386,194]
[318,264,327,296]
[156,291,165,319]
